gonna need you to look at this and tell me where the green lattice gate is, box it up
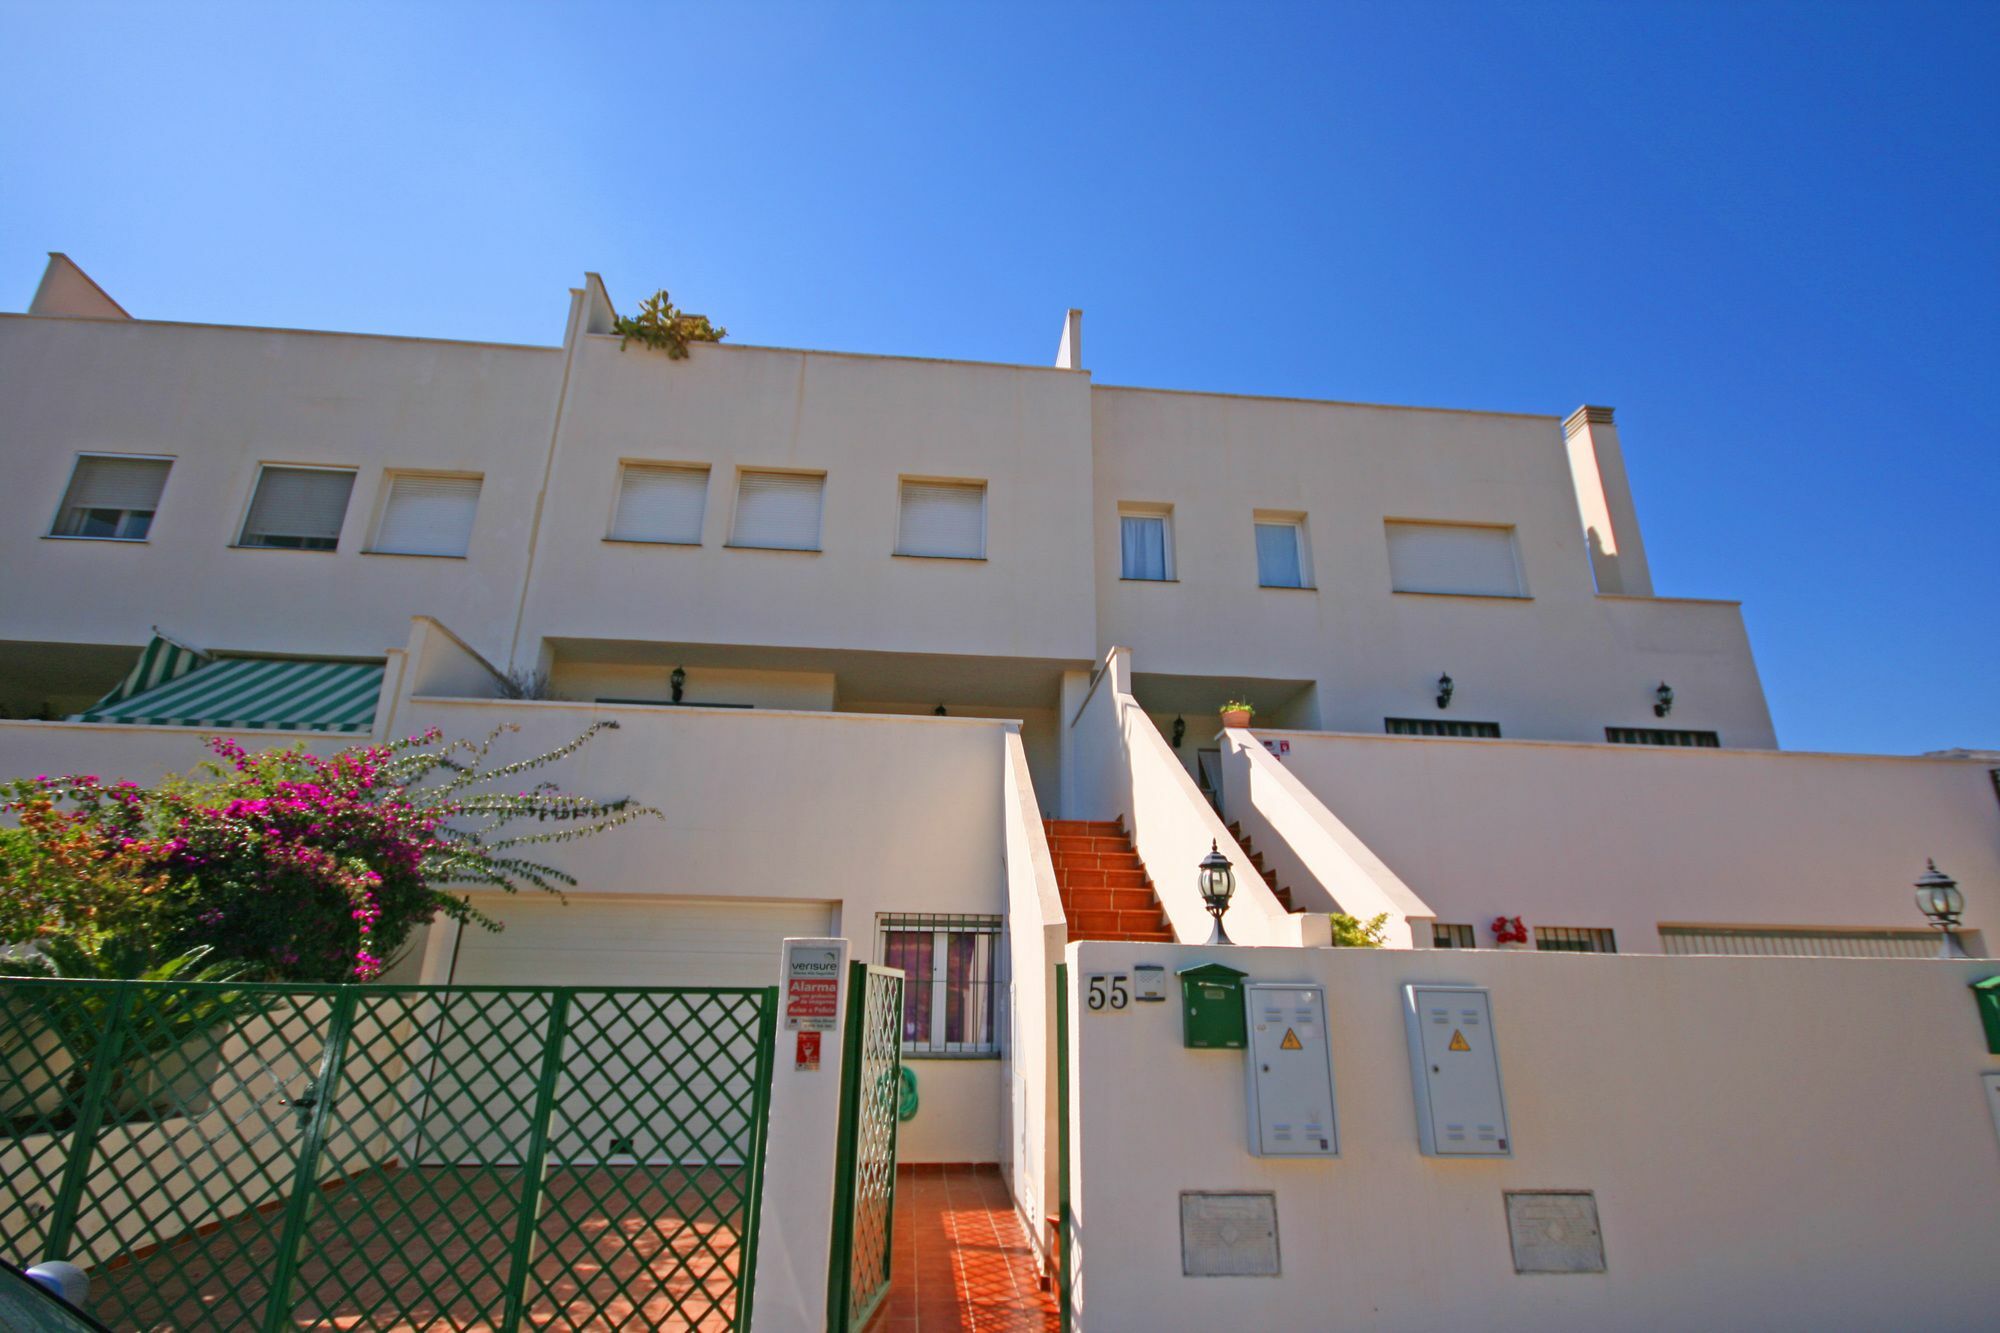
[825,962,904,1332]
[0,979,778,1332]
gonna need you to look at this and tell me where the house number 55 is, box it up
[1086,974,1130,1011]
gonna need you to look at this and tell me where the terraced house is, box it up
[2,254,1995,1330]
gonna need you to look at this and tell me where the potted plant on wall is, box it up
[1219,700,1256,729]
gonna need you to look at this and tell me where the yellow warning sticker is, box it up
[1448,1029,1471,1052]
[1279,1028,1303,1051]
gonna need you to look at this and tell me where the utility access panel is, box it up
[1404,985,1511,1156]
[1244,983,1337,1157]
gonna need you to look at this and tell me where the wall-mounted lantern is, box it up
[670,665,686,703]
[1198,840,1236,945]
[1436,673,1455,711]
[933,704,948,716]
[1171,714,1187,748]
[1653,681,1674,717]
[1914,859,1970,959]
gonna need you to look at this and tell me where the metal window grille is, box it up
[1605,727,1720,747]
[1432,923,1476,949]
[876,914,1002,1058]
[1386,717,1502,739]
[1659,926,1941,958]
[1534,926,1617,953]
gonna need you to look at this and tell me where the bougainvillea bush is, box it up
[1,722,657,983]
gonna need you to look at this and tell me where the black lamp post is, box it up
[670,665,686,703]
[1435,673,1454,710]
[1198,840,1236,945]
[1914,859,1970,959]
[1653,681,1674,717]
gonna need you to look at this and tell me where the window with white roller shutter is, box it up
[238,465,356,551]
[52,454,173,540]
[896,479,985,559]
[729,470,825,551]
[371,473,482,557]
[608,463,709,544]
[1385,521,1525,597]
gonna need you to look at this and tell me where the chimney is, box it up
[28,254,130,320]
[1055,308,1083,370]
[1563,405,1653,596]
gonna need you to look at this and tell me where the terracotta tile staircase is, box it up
[1226,821,1296,912]
[1043,819,1176,943]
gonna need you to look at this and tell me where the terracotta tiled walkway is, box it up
[874,1164,1060,1332]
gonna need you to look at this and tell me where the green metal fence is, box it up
[0,978,778,1332]
[825,962,904,1332]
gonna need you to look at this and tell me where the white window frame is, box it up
[48,452,174,542]
[894,476,987,560]
[727,468,827,552]
[1253,510,1313,589]
[235,463,357,552]
[606,461,711,546]
[366,470,484,558]
[1118,504,1176,581]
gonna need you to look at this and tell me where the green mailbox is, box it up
[1179,962,1248,1049]
[1972,977,2000,1056]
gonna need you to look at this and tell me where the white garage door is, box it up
[452,896,836,988]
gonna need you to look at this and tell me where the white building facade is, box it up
[3,256,1996,1321]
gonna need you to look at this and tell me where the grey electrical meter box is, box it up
[1403,984,1510,1156]
[1244,982,1338,1157]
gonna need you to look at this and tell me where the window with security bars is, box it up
[608,463,708,544]
[1432,923,1476,949]
[877,913,1002,1057]
[51,454,172,540]
[1535,926,1617,953]
[1606,726,1719,747]
[239,465,355,550]
[1386,717,1502,738]
[896,479,986,559]
[730,469,825,550]
[372,473,482,556]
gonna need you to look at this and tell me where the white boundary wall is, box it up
[1258,729,1999,953]
[1066,941,2000,1331]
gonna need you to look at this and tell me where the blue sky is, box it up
[3,2,1995,755]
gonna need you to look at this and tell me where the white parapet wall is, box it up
[1064,941,2000,1331]
[1256,729,1998,952]
[0,718,352,787]
[1068,648,1328,948]
[1216,731,1434,946]
[1001,729,1066,1263]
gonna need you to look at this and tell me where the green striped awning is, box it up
[88,631,212,712]
[79,658,385,732]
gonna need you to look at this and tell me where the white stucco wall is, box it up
[386,694,1014,1161]
[0,315,561,667]
[1065,941,2000,1331]
[512,339,1099,670]
[1090,386,1776,747]
[1260,730,1999,951]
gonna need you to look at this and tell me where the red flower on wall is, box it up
[1490,915,1529,945]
